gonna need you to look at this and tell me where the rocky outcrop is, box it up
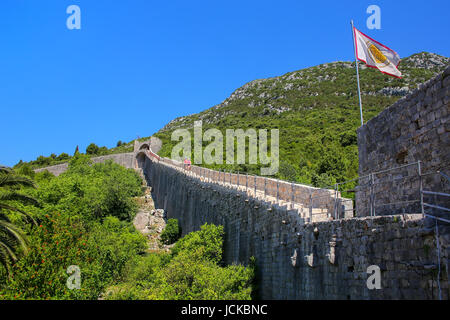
[159,52,449,132]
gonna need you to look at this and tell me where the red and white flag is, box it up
[353,27,402,78]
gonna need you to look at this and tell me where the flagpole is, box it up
[351,20,364,127]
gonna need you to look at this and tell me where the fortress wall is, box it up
[90,152,135,168]
[34,152,135,176]
[34,162,69,176]
[357,66,450,217]
[149,156,352,220]
[145,158,448,300]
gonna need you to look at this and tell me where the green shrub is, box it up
[311,172,336,188]
[150,224,254,299]
[0,213,147,300]
[0,157,147,299]
[2,156,255,301]
[171,223,223,263]
[106,223,255,300]
[160,219,181,245]
[279,161,297,181]
[35,156,142,222]
[148,254,254,300]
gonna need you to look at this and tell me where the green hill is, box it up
[18,52,449,189]
[153,52,449,187]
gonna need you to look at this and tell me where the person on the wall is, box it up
[186,158,191,171]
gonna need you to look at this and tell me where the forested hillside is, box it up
[153,52,449,187]
[17,52,449,188]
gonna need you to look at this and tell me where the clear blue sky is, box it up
[1,0,449,166]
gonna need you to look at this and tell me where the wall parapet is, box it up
[142,147,352,223]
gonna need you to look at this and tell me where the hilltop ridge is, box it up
[159,52,449,132]
[153,52,449,187]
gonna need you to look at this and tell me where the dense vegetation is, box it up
[106,223,255,300]
[160,218,181,245]
[0,156,145,299]
[0,167,39,274]
[0,159,254,300]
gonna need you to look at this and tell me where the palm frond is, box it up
[0,237,18,262]
[0,167,36,274]
[0,166,12,174]
[0,203,38,226]
[0,245,13,275]
[0,174,36,189]
[0,212,11,222]
[0,191,40,207]
[0,221,28,257]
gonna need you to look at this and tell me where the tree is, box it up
[279,161,298,182]
[311,172,336,188]
[171,223,224,263]
[0,166,39,275]
[116,141,123,147]
[86,143,100,155]
[339,130,357,147]
[56,153,70,161]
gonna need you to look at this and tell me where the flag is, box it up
[353,27,402,78]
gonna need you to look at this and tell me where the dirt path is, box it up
[100,185,171,299]
[133,187,172,252]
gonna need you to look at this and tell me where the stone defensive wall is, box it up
[138,147,352,223]
[142,150,448,300]
[356,66,449,219]
[34,162,69,177]
[34,152,135,176]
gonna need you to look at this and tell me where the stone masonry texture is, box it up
[357,66,450,218]
[144,157,449,300]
